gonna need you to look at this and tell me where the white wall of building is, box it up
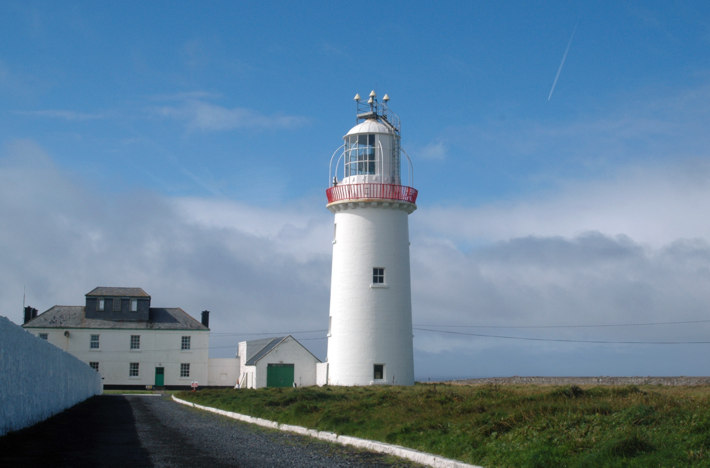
[327,204,415,386]
[207,358,239,387]
[239,365,256,389]
[316,362,329,386]
[237,340,250,388]
[0,316,102,436]
[26,327,209,387]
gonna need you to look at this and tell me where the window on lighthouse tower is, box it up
[372,267,385,284]
[374,364,384,380]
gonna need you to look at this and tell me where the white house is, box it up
[22,287,226,388]
[237,336,321,389]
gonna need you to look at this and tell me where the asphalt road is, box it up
[0,394,417,467]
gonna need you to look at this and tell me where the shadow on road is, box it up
[0,395,151,467]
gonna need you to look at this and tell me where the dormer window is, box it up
[85,287,150,320]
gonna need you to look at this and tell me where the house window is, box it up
[374,364,384,380]
[130,299,138,312]
[39,333,48,340]
[181,336,191,350]
[90,334,100,349]
[129,362,139,377]
[180,363,190,378]
[130,335,140,350]
[113,297,121,312]
[372,267,385,284]
[89,362,99,372]
[98,299,105,311]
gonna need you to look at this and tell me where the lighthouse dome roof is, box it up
[344,118,392,137]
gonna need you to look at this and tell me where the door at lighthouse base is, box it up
[266,363,294,387]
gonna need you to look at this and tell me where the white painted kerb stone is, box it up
[172,395,481,468]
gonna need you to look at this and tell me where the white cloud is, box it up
[418,140,447,161]
[405,155,710,375]
[3,139,710,377]
[173,197,332,263]
[419,158,710,248]
[153,99,309,132]
[15,109,107,121]
[0,141,330,358]
[411,230,710,376]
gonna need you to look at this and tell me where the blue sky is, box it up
[3,1,710,379]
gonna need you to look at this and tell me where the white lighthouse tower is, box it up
[325,91,417,386]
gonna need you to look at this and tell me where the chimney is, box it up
[24,306,34,324]
[201,310,210,328]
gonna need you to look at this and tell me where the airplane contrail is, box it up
[547,21,579,102]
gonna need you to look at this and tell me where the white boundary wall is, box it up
[0,316,102,436]
[207,358,239,387]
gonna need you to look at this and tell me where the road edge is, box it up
[171,394,481,468]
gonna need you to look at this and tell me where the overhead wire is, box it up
[414,327,710,345]
[414,319,710,329]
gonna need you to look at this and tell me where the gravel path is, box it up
[0,394,419,467]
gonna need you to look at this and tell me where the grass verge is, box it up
[176,383,710,467]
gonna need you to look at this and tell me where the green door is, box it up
[266,363,294,387]
[155,367,164,386]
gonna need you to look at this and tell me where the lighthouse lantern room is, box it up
[325,91,417,386]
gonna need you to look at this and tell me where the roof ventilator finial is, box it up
[354,93,361,123]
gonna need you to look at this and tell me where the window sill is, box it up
[130,349,141,352]
[370,283,389,289]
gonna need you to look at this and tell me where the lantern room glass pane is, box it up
[345,134,376,177]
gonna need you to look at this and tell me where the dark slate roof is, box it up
[245,336,286,366]
[23,306,207,330]
[86,287,150,297]
[245,335,321,366]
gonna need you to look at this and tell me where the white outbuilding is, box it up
[237,335,321,389]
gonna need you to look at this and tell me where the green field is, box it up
[176,383,710,467]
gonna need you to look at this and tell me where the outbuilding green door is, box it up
[155,367,164,386]
[266,364,294,387]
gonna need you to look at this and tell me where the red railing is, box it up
[326,183,418,204]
